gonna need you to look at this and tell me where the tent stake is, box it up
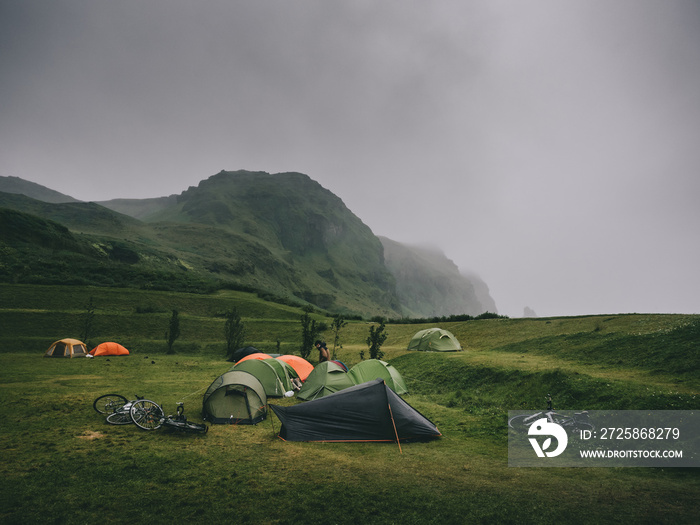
[387,402,403,454]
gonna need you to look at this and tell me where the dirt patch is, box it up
[77,430,106,440]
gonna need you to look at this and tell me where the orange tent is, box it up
[276,355,314,381]
[236,352,272,364]
[89,342,130,356]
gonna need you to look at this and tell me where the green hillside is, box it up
[0,183,399,316]
[0,283,698,524]
[0,191,144,236]
[0,208,91,253]
[146,171,402,315]
[0,205,216,292]
[0,171,496,318]
[95,195,178,220]
[3,284,697,394]
[0,171,405,317]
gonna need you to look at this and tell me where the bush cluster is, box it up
[388,311,508,325]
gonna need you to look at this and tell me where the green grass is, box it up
[1,284,699,524]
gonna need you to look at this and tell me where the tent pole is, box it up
[387,402,403,454]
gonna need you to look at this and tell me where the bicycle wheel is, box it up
[130,399,164,431]
[508,414,539,432]
[106,411,133,425]
[93,394,128,414]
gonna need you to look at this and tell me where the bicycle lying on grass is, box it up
[92,394,208,434]
[93,394,143,425]
[508,394,594,434]
[129,399,208,434]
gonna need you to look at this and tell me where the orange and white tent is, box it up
[89,342,130,356]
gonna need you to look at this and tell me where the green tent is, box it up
[230,358,297,397]
[297,361,355,401]
[407,328,462,352]
[348,359,408,394]
[202,370,267,425]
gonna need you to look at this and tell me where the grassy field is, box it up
[1,284,698,524]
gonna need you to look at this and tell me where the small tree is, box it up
[330,314,347,360]
[224,307,246,360]
[80,296,96,347]
[299,307,322,359]
[165,309,181,355]
[366,318,387,360]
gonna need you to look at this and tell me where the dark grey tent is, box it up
[228,346,259,363]
[270,379,441,443]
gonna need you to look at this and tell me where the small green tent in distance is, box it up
[297,361,355,401]
[348,359,408,394]
[407,328,462,352]
[202,370,267,425]
[230,358,297,397]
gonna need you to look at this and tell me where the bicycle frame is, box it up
[130,400,207,433]
[508,395,593,432]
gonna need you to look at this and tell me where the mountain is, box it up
[148,170,402,314]
[0,171,402,316]
[380,237,497,317]
[0,191,143,236]
[0,176,79,203]
[95,196,178,220]
[463,271,498,315]
[0,171,496,317]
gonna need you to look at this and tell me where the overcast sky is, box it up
[2,0,699,317]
